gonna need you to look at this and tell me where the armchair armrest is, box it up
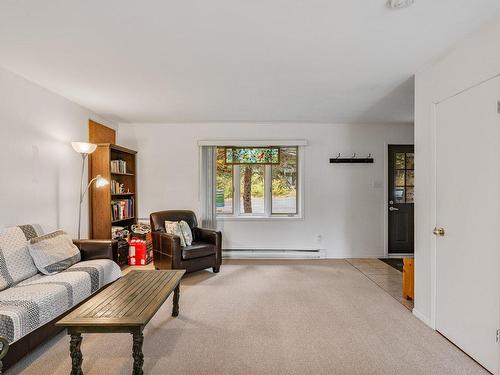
[192,227,221,246]
[151,232,182,257]
[193,227,222,267]
[73,239,117,261]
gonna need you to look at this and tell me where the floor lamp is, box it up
[72,142,109,239]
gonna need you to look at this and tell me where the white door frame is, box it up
[429,102,438,330]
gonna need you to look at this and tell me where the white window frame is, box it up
[216,146,304,221]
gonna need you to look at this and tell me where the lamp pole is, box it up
[77,153,88,240]
[72,142,107,240]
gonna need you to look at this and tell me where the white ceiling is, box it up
[1,1,500,124]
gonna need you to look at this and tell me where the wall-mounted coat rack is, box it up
[329,153,374,164]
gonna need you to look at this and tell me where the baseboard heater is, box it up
[223,249,326,259]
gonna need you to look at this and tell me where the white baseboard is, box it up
[223,249,326,259]
[412,308,433,328]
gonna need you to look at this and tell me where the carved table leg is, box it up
[69,333,83,375]
[172,284,180,317]
[132,332,144,375]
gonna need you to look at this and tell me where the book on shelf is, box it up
[110,160,128,174]
[111,198,134,221]
[110,179,130,194]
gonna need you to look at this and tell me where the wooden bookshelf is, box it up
[111,217,136,224]
[89,143,138,239]
[111,172,135,176]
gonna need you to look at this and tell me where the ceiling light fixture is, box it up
[387,0,415,9]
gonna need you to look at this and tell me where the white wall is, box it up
[118,122,413,258]
[414,18,500,327]
[0,66,116,237]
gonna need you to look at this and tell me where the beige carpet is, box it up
[7,260,487,375]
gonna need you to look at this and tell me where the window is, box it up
[216,146,301,218]
[393,152,414,203]
[240,165,265,214]
[216,148,233,214]
[271,147,298,214]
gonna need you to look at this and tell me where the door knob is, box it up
[389,207,399,211]
[433,227,445,236]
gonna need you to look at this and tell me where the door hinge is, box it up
[496,329,500,343]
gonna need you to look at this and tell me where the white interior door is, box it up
[435,76,500,374]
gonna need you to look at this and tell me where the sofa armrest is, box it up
[73,240,117,261]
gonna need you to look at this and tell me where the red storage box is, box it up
[128,238,147,266]
[130,232,153,264]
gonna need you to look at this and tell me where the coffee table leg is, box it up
[132,331,144,375]
[172,284,180,317]
[69,333,83,375]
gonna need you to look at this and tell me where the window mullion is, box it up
[264,165,272,216]
[233,165,240,216]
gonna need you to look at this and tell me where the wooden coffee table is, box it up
[57,270,185,375]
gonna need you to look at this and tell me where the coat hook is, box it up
[367,153,372,158]
[352,153,356,158]
[336,153,341,159]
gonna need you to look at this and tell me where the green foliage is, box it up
[217,148,234,199]
[271,147,297,197]
[272,179,296,197]
[217,174,233,199]
[226,147,279,164]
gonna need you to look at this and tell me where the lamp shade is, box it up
[72,142,97,154]
[95,175,109,188]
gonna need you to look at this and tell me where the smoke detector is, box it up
[387,0,415,9]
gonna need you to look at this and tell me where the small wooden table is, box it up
[57,270,185,375]
[402,257,414,300]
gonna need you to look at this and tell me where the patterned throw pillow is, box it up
[164,221,186,247]
[0,224,43,291]
[28,230,81,275]
[179,221,193,246]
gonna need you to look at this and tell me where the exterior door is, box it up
[435,77,500,374]
[388,145,414,254]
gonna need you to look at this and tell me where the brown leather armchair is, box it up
[150,210,222,273]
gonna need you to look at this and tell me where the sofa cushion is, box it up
[0,259,121,343]
[0,225,43,291]
[28,230,81,275]
[181,242,216,260]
